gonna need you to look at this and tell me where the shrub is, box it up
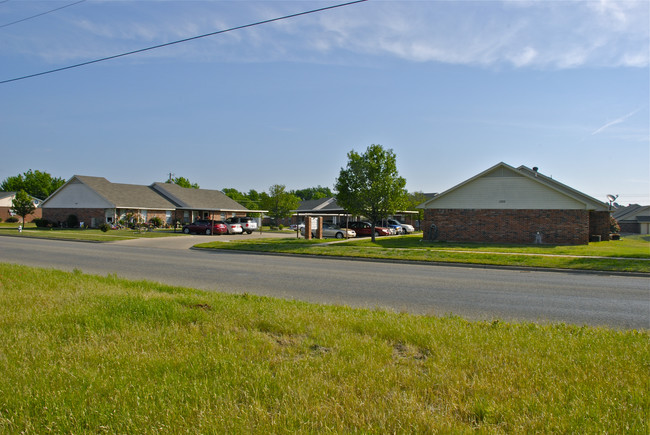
[149,217,163,228]
[32,218,52,228]
[99,223,110,232]
[0,218,2,223]
[66,214,79,228]
[6,217,19,223]
[610,216,620,234]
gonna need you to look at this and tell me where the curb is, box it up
[190,247,650,278]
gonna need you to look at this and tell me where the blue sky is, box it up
[1,0,648,205]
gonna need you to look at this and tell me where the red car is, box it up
[346,221,392,237]
[182,220,228,235]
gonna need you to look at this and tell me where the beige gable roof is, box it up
[151,182,250,212]
[42,176,176,210]
[418,162,608,211]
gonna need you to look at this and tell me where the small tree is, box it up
[335,144,408,242]
[11,190,36,228]
[261,184,300,227]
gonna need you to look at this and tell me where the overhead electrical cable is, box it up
[0,0,86,29]
[0,0,368,84]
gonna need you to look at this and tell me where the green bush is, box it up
[66,214,79,228]
[32,218,52,228]
[6,216,19,223]
[149,217,163,228]
[99,223,110,232]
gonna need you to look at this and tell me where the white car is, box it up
[224,221,243,234]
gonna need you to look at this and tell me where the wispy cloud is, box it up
[591,108,644,135]
[2,0,648,69]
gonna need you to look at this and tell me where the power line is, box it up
[0,0,86,29]
[1,0,368,85]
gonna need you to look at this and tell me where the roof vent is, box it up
[532,166,538,177]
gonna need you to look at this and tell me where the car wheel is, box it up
[335,232,343,239]
[205,229,211,235]
[183,228,190,234]
[375,231,380,237]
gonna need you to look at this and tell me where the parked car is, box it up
[301,222,357,239]
[388,218,415,234]
[346,221,391,237]
[182,220,228,235]
[376,220,401,235]
[223,219,243,234]
[226,216,257,234]
[289,223,305,231]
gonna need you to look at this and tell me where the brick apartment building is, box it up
[418,162,610,245]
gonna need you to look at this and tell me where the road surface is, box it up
[0,235,647,329]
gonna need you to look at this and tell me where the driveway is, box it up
[113,231,296,250]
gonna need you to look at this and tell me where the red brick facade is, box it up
[588,211,611,241]
[423,209,609,245]
[1,206,42,222]
[42,208,106,227]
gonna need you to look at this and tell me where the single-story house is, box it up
[0,191,43,222]
[149,182,256,225]
[417,162,610,245]
[41,175,258,228]
[613,204,650,234]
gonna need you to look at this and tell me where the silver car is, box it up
[301,223,356,239]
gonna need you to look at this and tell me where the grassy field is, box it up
[0,223,186,242]
[195,234,650,273]
[0,263,647,433]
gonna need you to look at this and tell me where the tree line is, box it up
[2,147,427,234]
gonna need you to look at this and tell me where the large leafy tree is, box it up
[260,184,300,226]
[11,190,36,228]
[1,170,65,199]
[407,191,428,222]
[292,186,333,201]
[166,176,199,189]
[335,144,408,242]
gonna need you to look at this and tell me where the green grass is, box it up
[0,263,647,433]
[195,234,650,273]
[0,226,186,241]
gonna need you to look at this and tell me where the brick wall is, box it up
[588,211,611,241]
[43,208,105,227]
[1,207,42,222]
[423,209,591,245]
[619,221,640,234]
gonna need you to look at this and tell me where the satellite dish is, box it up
[612,202,620,209]
[607,194,617,202]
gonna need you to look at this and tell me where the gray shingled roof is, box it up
[296,198,347,214]
[151,182,250,212]
[74,176,176,209]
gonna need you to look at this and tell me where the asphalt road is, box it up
[1,235,648,329]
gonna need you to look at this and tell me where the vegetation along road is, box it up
[0,236,647,329]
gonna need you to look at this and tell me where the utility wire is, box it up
[0,0,86,29]
[1,0,368,85]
